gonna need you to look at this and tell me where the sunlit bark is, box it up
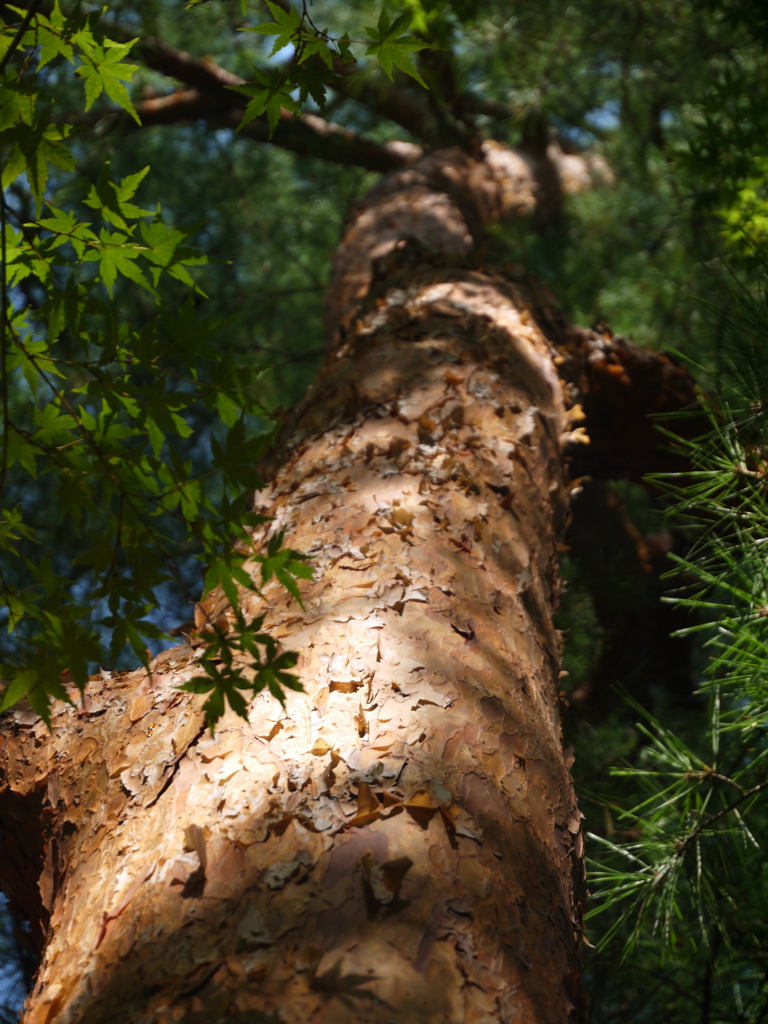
[0,145,597,1024]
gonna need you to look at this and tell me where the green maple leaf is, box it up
[364,10,429,87]
[84,163,152,230]
[300,36,334,69]
[293,63,327,107]
[91,232,155,298]
[243,1,301,56]
[0,123,75,206]
[75,39,141,123]
[36,0,75,68]
[33,404,77,446]
[230,71,297,137]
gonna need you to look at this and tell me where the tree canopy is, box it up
[2,0,768,1021]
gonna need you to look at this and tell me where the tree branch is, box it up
[71,26,424,172]
[64,87,423,173]
[339,72,457,146]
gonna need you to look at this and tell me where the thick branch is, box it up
[133,33,244,94]
[118,19,434,144]
[115,24,450,150]
[77,24,424,172]
[65,89,423,173]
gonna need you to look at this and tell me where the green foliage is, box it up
[75,38,141,122]
[363,8,428,87]
[587,693,768,954]
[651,273,768,703]
[235,1,428,135]
[571,694,768,1023]
[721,158,768,246]
[0,4,313,727]
[242,0,353,78]
[233,69,304,136]
[678,48,768,251]
[578,265,768,1021]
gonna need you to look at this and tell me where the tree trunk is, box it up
[1,145,590,1024]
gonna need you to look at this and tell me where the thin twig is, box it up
[677,778,768,855]
[0,0,45,78]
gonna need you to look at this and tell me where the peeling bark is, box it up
[2,147,597,1024]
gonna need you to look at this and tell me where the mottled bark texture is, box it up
[2,145,598,1024]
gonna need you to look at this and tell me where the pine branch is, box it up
[675,777,768,855]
